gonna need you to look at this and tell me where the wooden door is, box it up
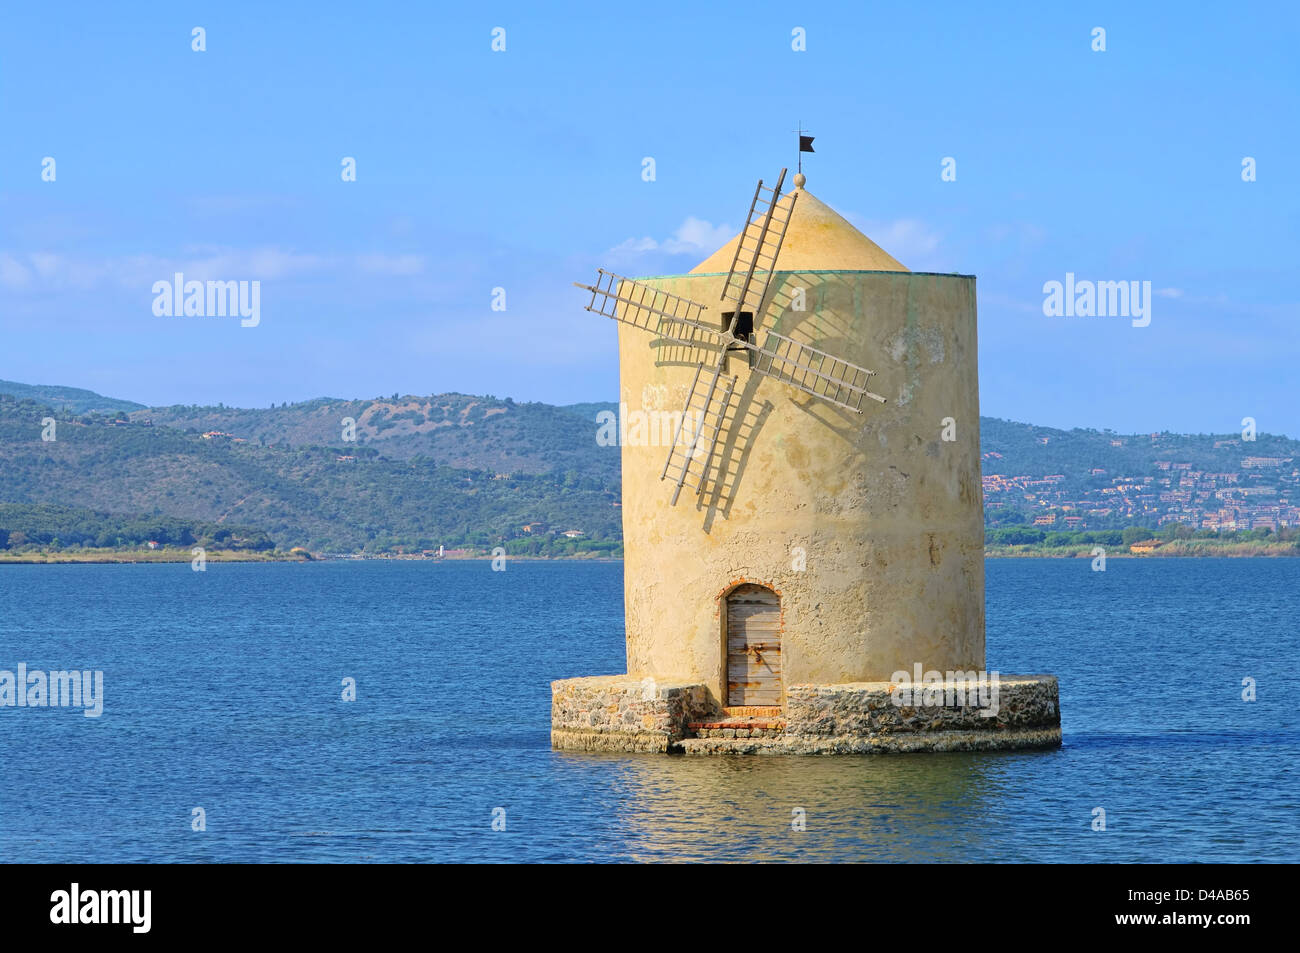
[726,585,782,706]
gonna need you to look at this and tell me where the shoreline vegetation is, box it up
[984,523,1300,558]
[0,547,623,564]
[1,499,1295,564]
[0,547,306,564]
[986,541,1300,558]
[5,549,1294,563]
[2,538,1296,564]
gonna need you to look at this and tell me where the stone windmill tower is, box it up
[552,168,1060,754]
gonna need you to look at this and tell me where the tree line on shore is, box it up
[986,522,1299,549]
[0,503,275,552]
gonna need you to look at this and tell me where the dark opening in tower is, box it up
[722,310,754,344]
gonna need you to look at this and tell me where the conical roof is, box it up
[690,185,908,274]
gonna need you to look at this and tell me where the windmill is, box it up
[553,164,1061,756]
[575,168,886,506]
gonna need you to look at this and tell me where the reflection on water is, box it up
[581,750,1013,862]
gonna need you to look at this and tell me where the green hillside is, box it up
[0,502,273,552]
[136,394,618,481]
[980,417,1300,478]
[0,395,620,554]
[558,401,618,421]
[1,380,1296,555]
[0,379,146,416]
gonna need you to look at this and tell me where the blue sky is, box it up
[2,1,1296,435]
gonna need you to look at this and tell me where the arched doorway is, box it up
[725,584,782,706]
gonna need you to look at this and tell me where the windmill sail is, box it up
[575,166,890,511]
[661,362,737,505]
[575,269,718,347]
[720,169,799,321]
[744,330,886,412]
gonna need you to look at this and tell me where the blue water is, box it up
[0,558,1295,863]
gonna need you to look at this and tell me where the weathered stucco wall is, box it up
[618,270,985,700]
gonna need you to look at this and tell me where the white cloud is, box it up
[0,253,32,287]
[0,247,427,291]
[1155,287,1183,298]
[844,215,942,264]
[175,247,325,281]
[28,252,61,278]
[356,253,426,276]
[6,252,115,288]
[605,216,734,263]
[662,217,734,254]
[606,236,659,258]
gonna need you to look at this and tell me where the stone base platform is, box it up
[551,674,1061,755]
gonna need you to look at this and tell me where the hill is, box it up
[0,502,274,552]
[0,379,1296,554]
[979,418,1299,530]
[0,379,145,416]
[0,395,620,554]
[134,397,1300,532]
[135,394,617,482]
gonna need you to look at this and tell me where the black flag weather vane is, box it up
[797,124,814,173]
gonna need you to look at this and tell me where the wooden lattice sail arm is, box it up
[660,362,737,505]
[721,170,799,321]
[742,330,886,413]
[574,269,721,347]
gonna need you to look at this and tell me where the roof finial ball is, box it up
[792,172,806,189]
